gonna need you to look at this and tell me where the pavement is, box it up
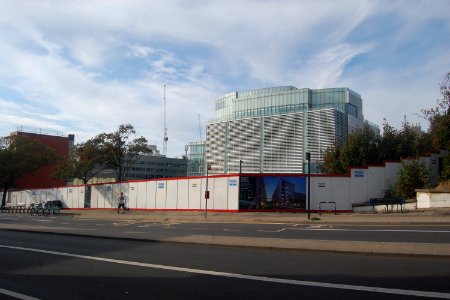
[2,208,450,258]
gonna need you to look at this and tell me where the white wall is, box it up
[6,151,448,211]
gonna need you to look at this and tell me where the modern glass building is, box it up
[204,86,375,174]
[186,141,205,177]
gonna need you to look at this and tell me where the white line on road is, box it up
[257,228,287,233]
[292,228,450,233]
[0,287,41,300]
[1,244,449,299]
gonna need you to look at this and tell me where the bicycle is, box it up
[46,203,61,215]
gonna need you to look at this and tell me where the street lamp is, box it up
[205,163,212,218]
[306,152,311,220]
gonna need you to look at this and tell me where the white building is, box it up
[205,86,377,174]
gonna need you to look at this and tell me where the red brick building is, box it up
[12,130,74,189]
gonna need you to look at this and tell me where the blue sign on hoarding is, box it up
[354,170,364,178]
[158,182,165,189]
[229,179,237,186]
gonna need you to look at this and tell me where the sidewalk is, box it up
[70,207,450,225]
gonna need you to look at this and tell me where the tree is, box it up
[339,124,380,169]
[392,160,429,199]
[54,137,107,184]
[0,135,59,208]
[421,71,450,151]
[97,124,152,182]
[319,146,346,174]
[440,156,450,183]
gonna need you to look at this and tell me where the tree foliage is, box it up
[339,124,380,168]
[392,161,429,199]
[96,124,152,182]
[320,71,450,175]
[54,137,106,184]
[0,135,59,207]
[421,71,450,151]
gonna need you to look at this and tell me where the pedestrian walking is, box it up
[117,192,127,213]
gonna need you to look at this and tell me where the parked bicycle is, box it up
[45,202,61,215]
[29,202,50,216]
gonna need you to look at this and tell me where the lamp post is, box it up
[205,163,212,218]
[306,152,311,220]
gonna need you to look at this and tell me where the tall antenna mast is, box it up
[198,113,202,141]
[163,84,168,156]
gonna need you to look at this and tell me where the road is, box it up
[1,214,450,244]
[1,230,449,300]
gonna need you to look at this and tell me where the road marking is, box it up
[223,229,241,232]
[292,228,450,233]
[0,287,41,300]
[257,228,287,233]
[2,244,448,299]
[33,220,52,223]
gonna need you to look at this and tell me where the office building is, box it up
[204,86,376,174]
[11,127,74,189]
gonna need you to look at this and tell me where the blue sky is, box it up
[0,0,449,157]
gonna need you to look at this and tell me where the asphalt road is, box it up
[1,214,450,244]
[1,230,449,300]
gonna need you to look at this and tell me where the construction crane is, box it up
[198,114,202,141]
[163,84,168,156]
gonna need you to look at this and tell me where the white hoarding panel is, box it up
[155,181,167,209]
[367,167,385,199]
[331,178,350,210]
[349,168,368,204]
[227,177,239,211]
[47,188,58,202]
[384,162,400,189]
[91,186,101,208]
[188,178,202,210]
[166,180,178,209]
[103,185,114,208]
[177,179,189,209]
[213,177,228,210]
[311,177,332,210]
[56,188,67,208]
[128,182,139,209]
[136,182,147,209]
[146,181,157,209]
[201,178,214,210]
[66,187,74,208]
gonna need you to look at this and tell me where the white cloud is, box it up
[0,0,448,156]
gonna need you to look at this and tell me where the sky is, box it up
[0,0,449,158]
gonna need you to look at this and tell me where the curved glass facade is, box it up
[197,86,377,175]
[213,86,363,123]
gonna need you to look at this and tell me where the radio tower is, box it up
[163,84,168,156]
[198,114,202,141]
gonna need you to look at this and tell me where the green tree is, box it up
[392,160,429,199]
[440,156,450,182]
[378,121,400,161]
[340,124,380,169]
[421,71,450,151]
[319,146,346,174]
[0,135,59,207]
[54,137,107,184]
[97,124,152,182]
